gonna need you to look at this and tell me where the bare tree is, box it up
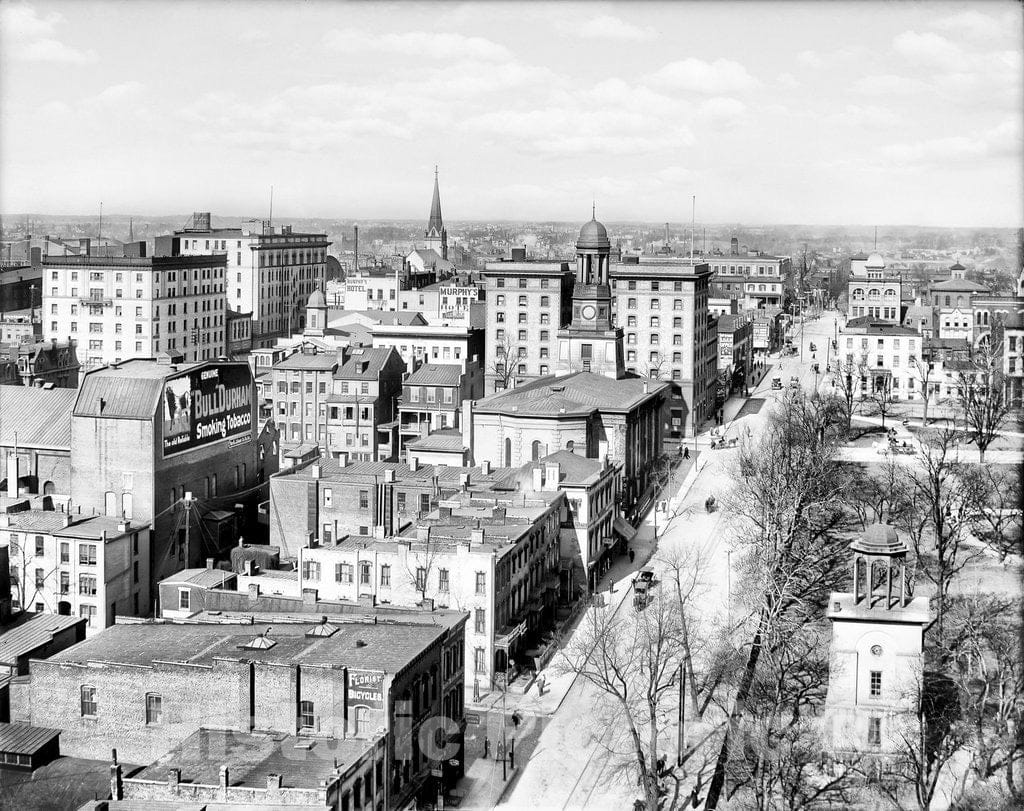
[912,357,940,426]
[961,464,1022,562]
[848,457,913,532]
[647,352,668,380]
[489,333,523,392]
[862,373,901,429]
[557,587,689,811]
[828,358,864,434]
[955,340,1011,463]
[402,532,446,604]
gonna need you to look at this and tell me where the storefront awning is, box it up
[613,515,638,543]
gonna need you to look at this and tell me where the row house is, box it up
[328,347,405,463]
[397,360,483,458]
[0,511,150,634]
[706,250,790,308]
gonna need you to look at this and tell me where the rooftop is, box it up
[336,348,395,380]
[0,722,59,755]
[0,387,76,450]
[52,515,148,540]
[49,618,448,673]
[842,317,919,336]
[406,429,466,453]
[404,363,463,387]
[131,728,372,790]
[473,371,669,417]
[0,613,85,668]
[931,278,990,293]
[0,753,134,810]
[160,567,237,589]
[73,358,204,420]
[273,351,339,372]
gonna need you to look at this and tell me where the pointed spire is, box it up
[592,200,596,220]
[427,167,443,236]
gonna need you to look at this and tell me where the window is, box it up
[178,588,190,610]
[324,488,333,507]
[79,544,97,565]
[475,608,486,634]
[651,281,660,291]
[415,567,427,591]
[518,312,527,323]
[651,298,660,309]
[302,561,321,581]
[81,685,97,716]
[495,295,505,306]
[627,298,637,309]
[867,716,882,746]
[35,535,45,556]
[869,670,882,697]
[79,575,97,595]
[359,490,368,509]
[360,562,371,585]
[475,571,486,595]
[60,572,69,594]
[146,694,163,725]
[518,329,527,342]
[518,278,527,288]
[438,568,450,592]
[674,299,682,309]
[79,604,97,626]
[650,316,659,328]
[627,316,637,327]
[420,493,430,513]
[518,295,527,306]
[299,700,315,729]
[380,565,391,587]
[540,295,549,307]
[474,648,486,674]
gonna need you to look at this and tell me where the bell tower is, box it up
[556,210,624,379]
[824,524,934,757]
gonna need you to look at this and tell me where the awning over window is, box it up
[613,515,638,543]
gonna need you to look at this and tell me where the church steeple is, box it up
[424,166,448,260]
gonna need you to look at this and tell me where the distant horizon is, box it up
[2,211,1020,233]
[2,1,1021,228]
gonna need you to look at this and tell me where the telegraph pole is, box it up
[183,491,193,565]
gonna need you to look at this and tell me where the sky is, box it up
[1,0,1021,228]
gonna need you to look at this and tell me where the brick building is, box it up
[0,339,78,388]
[70,358,269,589]
[326,347,405,463]
[706,249,790,308]
[168,212,330,348]
[609,257,718,437]
[397,361,483,458]
[716,313,753,396]
[0,386,75,497]
[479,260,575,393]
[31,614,467,807]
[847,253,903,323]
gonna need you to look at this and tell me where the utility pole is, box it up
[676,661,686,766]
[183,491,193,566]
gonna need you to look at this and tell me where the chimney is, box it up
[643,380,649,394]
[532,466,543,492]
[311,464,321,479]
[459,472,470,490]
[470,527,485,545]
[438,505,452,519]
[410,457,419,472]
[117,520,130,533]
[492,506,506,522]
[6,453,17,498]
[480,459,491,475]
[416,526,431,542]
[384,468,396,483]
[167,768,180,788]
[544,462,560,491]
[337,452,348,468]
[353,225,359,270]
[206,558,215,570]
[110,762,124,800]
[219,765,230,792]
[267,774,282,791]
[598,440,609,463]
[302,588,318,604]
[248,583,260,600]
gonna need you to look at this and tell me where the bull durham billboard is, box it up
[161,364,253,457]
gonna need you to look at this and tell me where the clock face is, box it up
[581,305,597,320]
[871,645,883,657]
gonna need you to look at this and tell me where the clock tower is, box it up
[556,210,624,379]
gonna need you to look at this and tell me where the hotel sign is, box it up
[162,364,253,457]
[348,669,385,710]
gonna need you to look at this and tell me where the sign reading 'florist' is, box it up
[161,364,253,457]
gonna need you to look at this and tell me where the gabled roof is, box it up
[74,359,210,420]
[0,614,85,668]
[404,363,462,387]
[0,387,75,450]
[525,450,606,486]
[930,278,989,292]
[273,351,339,372]
[406,429,466,453]
[336,347,397,380]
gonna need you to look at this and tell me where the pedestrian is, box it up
[483,737,489,758]
[629,548,635,563]
[683,446,690,460]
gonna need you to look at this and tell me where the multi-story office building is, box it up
[1,511,150,635]
[480,259,575,393]
[42,253,228,369]
[847,253,903,323]
[168,212,330,348]
[609,257,718,437]
[706,249,790,308]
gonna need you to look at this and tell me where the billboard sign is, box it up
[348,669,385,709]
[162,364,253,457]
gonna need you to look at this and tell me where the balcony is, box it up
[79,297,113,307]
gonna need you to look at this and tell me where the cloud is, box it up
[893,30,962,66]
[796,47,862,69]
[931,9,1017,41]
[647,58,758,94]
[695,96,747,126]
[91,82,145,105]
[851,74,928,95]
[323,28,511,61]
[575,14,655,41]
[776,72,799,89]
[879,118,1022,166]
[0,3,97,64]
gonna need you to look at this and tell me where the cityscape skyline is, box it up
[1,0,1022,228]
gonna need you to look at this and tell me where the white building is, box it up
[42,254,227,369]
[836,317,921,401]
[1,510,151,636]
[825,525,933,754]
[170,214,329,348]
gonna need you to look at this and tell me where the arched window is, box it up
[43,481,55,495]
[868,289,880,301]
[531,440,542,461]
[122,493,133,519]
[565,440,575,453]
[104,492,116,517]
[957,296,964,307]
[852,288,864,300]
[945,295,951,306]
[984,311,989,325]
[884,288,896,297]
[504,438,512,466]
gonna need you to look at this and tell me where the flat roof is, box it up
[132,728,372,790]
[53,515,148,540]
[473,371,668,416]
[47,619,448,674]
